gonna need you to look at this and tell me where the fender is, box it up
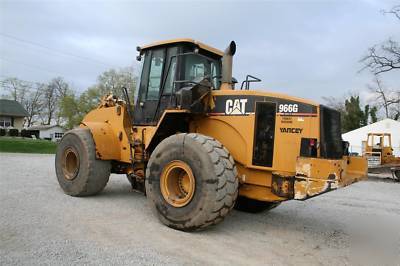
[81,105,132,163]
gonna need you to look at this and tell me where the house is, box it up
[342,118,400,156]
[0,99,29,130]
[28,125,67,142]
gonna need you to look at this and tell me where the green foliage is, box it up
[343,96,364,132]
[370,106,378,123]
[1,67,136,129]
[342,96,379,133]
[0,137,57,154]
[59,93,83,129]
[361,104,369,127]
[92,67,137,99]
[58,67,136,129]
[8,129,19,136]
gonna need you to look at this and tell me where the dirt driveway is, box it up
[1,153,399,265]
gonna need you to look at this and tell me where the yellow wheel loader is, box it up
[55,39,368,231]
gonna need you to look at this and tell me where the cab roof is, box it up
[368,133,391,136]
[139,38,224,57]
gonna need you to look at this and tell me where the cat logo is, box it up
[225,99,248,115]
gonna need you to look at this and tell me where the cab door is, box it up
[154,46,179,120]
[134,48,166,125]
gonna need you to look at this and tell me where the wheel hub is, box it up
[62,148,79,180]
[160,160,195,207]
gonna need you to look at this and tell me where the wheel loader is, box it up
[363,133,400,181]
[55,39,368,231]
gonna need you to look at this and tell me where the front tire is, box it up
[55,128,111,196]
[145,133,238,231]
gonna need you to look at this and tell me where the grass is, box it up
[0,136,57,154]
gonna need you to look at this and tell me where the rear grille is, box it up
[320,105,343,159]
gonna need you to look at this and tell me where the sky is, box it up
[0,0,399,103]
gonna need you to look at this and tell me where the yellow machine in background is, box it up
[55,39,368,231]
[363,133,400,181]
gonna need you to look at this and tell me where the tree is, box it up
[342,96,365,132]
[361,5,400,75]
[0,67,137,129]
[41,82,58,125]
[361,39,400,75]
[51,77,70,98]
[340,95,378,132]
[24,83,45,127]
[322,95,346,113]
[58,67,137,129]
[383,4,400,21]
[59,93,82,129]
[0,77,29,103]
[369,106,378,123]
[95,67,137,98]
[0,77,45,127]
[367,77,400,120]
[360,4,400,121]
[40,77,73,125]
[59,88,103,129]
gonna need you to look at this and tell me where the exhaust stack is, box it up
[220,41,236,90]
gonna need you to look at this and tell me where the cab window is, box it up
[163,47,178,95]
[164,57,177,94]
[182,54,221,89]
[147,49,165,100]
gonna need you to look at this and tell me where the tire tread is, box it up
[185,133,239,229]
[56,128,110,196]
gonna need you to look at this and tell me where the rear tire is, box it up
[55,128,111,196]
[234,196,280,213]
[145,133,238,231]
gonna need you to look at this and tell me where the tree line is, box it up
[0,67,136,129]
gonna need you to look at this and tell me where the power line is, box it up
[0,56,63,76]
[0,32,117,68]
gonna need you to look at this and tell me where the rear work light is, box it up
[300,138,318,157]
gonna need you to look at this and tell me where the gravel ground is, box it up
[1,153,399,265]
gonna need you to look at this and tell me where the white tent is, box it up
[342,119,400,156]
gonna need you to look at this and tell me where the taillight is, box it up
[300,138,318,157]
[310,139,316,147]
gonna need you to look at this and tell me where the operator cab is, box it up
[133,39,223,125]
[368,133,392,151]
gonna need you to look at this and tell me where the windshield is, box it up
[181,54,221,89]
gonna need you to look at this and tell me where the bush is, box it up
[21,129,29,138]
[21,129,39,139]
[8,128,19,137]
[0,128,6,136]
